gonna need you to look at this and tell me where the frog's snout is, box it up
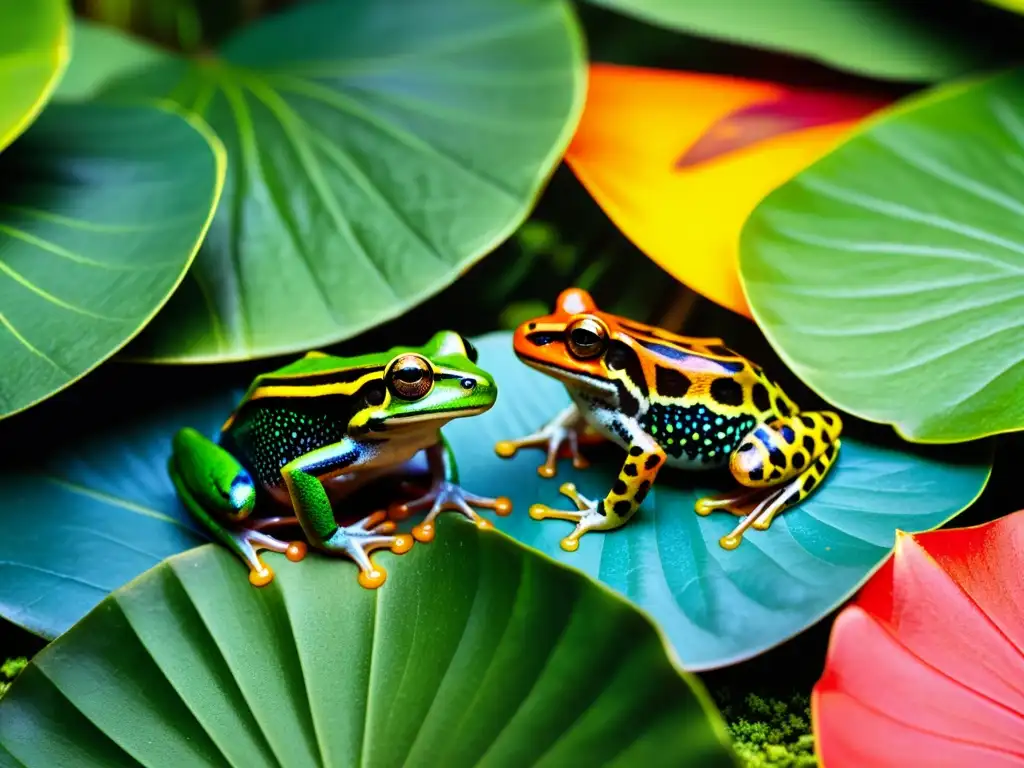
[463,372,497,406]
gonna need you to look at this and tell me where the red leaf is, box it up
[814,513,1024,767]
[676,90,884,169]
[563,63,886,317]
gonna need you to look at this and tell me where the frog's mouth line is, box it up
[384,405,491,426]
[515,352,609,392]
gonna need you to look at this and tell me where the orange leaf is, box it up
[565,64,886,317]
[813,512,1024,767]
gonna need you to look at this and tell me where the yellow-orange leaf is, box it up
[565,64,886,316]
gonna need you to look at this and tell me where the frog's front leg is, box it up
[494,403,595,477]
[392,434,512,543]
[282,441,414,589]
[696,411,842,550]
[169,428,308,587]
[530,429,665,552]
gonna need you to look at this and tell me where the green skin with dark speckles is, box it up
[168,331,499,582]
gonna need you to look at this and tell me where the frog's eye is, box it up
[566,317,607,359]
[459,335,479,364]
[387,354,434,400]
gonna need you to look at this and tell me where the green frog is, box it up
[170,331,511,588]
[496,289,841,552]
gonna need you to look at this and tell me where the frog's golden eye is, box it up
[566,317,607,359]
[386,354,434,400]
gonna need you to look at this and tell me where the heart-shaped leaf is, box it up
[813,511,1024,767]
[0,334,991,672]
[584,0,989,81]
[0,0,68,153]
[0,102,223,418]
[52,20,166,102]
[565,64,884,317]
[445,334,992,670]
[0,520,737,768]
[62,1,584,362]
[740,69,1024,443]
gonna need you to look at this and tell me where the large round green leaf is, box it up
[0,521,737,768]
[445,334,991,669]
[52,19,167,102]
[61,2,584,362]
[740,69,1024,443]
[0,0,68,153]
[0,334,991,671]
[585,0,987,82]
[0,102,223,418]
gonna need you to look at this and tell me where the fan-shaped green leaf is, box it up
[62,1,584,362]
[740,69,1024,443]
[0,521,737,768]
[584,0,988,81]
[0,0,68,152]
[0,102,224,418]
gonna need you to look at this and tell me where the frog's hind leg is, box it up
[695,411,842,548]
[281,440,415,589]
[169,428,307,587]
[718,438,841,550]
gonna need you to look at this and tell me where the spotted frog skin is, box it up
[495,289,841,552]
[169,332,510,588]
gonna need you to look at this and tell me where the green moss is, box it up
[0,657,27,698]
[717,690,816,768]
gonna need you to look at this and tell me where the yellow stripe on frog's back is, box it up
[221,368,383,431]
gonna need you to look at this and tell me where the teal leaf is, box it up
[0,522,737,767]
[0,390,218,637]
[443,334,992,669]
[60,1,585,361]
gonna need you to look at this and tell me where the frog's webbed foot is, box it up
[711,487,794,551]
[495,427,589,478]
[391,481,512,543]
[699,413,843,551]
[529,483,611,553]
[695,488,769,519]
[495,405,592,478]
[320,513,415,589]
[228,528,308,588]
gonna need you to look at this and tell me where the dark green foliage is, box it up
[0,658,26,698]
[717,690,815,768]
